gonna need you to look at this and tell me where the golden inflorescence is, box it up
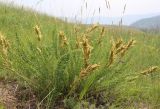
[82,35,93,67]
[127,66,159,82]
[0,32,9,57]
[58,31,68,48]
[141,66,159,75]
[34,25,42,41]
[107,38,136,67]
[79,64,100,79]
[97,27,105,45]
[85,24,99,34]
[0,32,10,67]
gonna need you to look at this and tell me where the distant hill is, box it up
[130,15,160,31]
[76,13,160,25]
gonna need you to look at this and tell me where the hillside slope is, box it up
[0,3,160,109]
[0,4,73,42]
[131,15,160,30]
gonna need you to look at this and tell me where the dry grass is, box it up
[141,66,159,75]
[80,64,100,79]
[107,38,136,67]
[59,31,68,48]
[34,25,42,42]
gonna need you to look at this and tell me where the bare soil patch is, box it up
[0,79,18,109]
[0,79,37,109]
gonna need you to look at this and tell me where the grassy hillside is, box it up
[0,4,160,109]
[131,15,160,33]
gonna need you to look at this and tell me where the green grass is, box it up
[0,104,4,109]
[0,4,160,109]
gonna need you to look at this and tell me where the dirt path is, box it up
[0,79,38,109]
[0,80,18,109]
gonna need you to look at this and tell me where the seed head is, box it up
[141,66,158,75]
[82,35,93,67]
[97,27,105,45]
[86,24,99,33]
[34,25,42,41]
[115,38,123,49]
[127,76,139,82]
[80,64,100,79]
[107,48,115,67]
[36,47,42,54]
[0,32,9,56]
[120,39,136,57]
[59,31,68,47]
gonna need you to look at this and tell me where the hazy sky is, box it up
[1,0,160,18]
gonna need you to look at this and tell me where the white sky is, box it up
[1,0,160,18]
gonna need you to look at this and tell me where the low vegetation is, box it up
[0,4,160,109]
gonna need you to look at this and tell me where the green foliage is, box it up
[55,53,70,92]
[0,4,160,109]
